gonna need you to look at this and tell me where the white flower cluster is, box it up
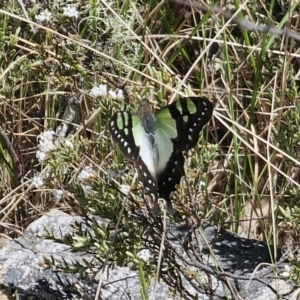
[137,249,152,262]
[32,181,66,200]
[35,6,79,23]
[77,166,97,197]
[62,5,79,18]
[32,173,44,189]
[109,89,124,100]
[64,139,74,149]
[35,9,52,22]
[89,84,107,98]
[53,188,64,201]
[36,130,74,163]
[36,130,57,163]
[280,265,292,278]
[89,84,124,99]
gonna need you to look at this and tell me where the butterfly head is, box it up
[138,99,156,134]
[138,98,153,114]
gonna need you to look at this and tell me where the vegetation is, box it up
[0,0,300,298]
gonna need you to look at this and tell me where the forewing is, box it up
[156,97,213,151]
[109,111,159,213]
[109,112,140,161]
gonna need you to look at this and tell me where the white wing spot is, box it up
[121,138,124,142]
[117,134,121,138]
[198,117,201,121]
[145,187,150,191]
[188,135,192,141]
[193,123,197,127]
[124,141,128,147]
[172,169,175,173]
[148,179,152,184]
[168,177,172,181]
[183,115,188,122]
[175,161,178,165]
[139,165,143,169]
[203,102,207,106]
[202,112,206,115]
[128,147,131,154]
[110,121,114,127]
[114,130,118,135]
[189,128,193,132]
[143,172,147,177]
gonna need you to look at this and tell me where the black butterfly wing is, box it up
[157,148,185,214]
[109,97,213,215]
[109,111,160,213]
[108,111,140,162]
[163,96,213,151]
[154,97,213,213]
[133,157,160,214]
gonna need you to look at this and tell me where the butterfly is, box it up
[109,97,213,215]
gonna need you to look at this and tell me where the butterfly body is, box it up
[136,100,158,179]
[109,97,213,215]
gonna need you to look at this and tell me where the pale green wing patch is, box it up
[155,127,174,174]
[155,108,178,139]
[175,98,197,114]
[157,97,213,151]
[155,108,177,173]
[131,115,143,147]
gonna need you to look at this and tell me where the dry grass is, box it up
[1,0,300,298]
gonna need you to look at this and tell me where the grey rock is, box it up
[0,210,294,299]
